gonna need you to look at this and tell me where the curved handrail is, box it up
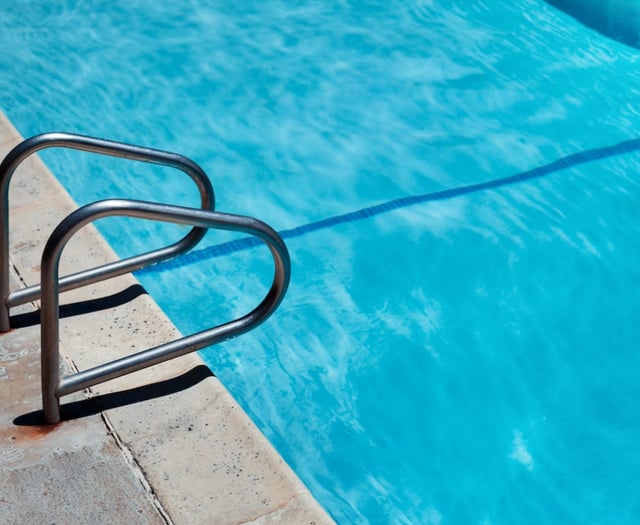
[0,132,215,330]
[40,198,291,424]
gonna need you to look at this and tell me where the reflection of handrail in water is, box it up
[140,136,640,273]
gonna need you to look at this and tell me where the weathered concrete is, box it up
[0,287,168,524]
[0,113,334,524]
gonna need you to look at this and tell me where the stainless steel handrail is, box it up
[41,199,290,424]
[0,132,215,331]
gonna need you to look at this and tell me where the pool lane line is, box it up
[138,136,640,274]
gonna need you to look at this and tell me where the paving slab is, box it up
[0,277,168,524]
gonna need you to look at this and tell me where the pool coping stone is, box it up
[0,112,334,525]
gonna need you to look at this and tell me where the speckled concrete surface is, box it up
[0,112,334,524]
[0,273,168,525]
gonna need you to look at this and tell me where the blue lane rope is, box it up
[138,137,640,274]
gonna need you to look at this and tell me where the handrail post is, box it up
[40,199,290,424]
[0,132,215,331]
[0,178,11,331]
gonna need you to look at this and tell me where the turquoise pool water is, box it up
[3,1,640,523]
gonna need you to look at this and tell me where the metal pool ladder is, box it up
[0,133,291,424]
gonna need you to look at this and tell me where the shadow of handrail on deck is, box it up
[10,284,147,328]
[13,364,214,426]
[139,136,640,273]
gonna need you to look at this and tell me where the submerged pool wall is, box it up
[545,0,640,48]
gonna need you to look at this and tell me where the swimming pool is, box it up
[2,1,640,523]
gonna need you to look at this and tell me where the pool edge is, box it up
[0,112,334,525]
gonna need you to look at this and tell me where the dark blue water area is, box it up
[545,0,640,50]
[3,1,640,523]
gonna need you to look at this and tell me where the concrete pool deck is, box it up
[0,113,334,524]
